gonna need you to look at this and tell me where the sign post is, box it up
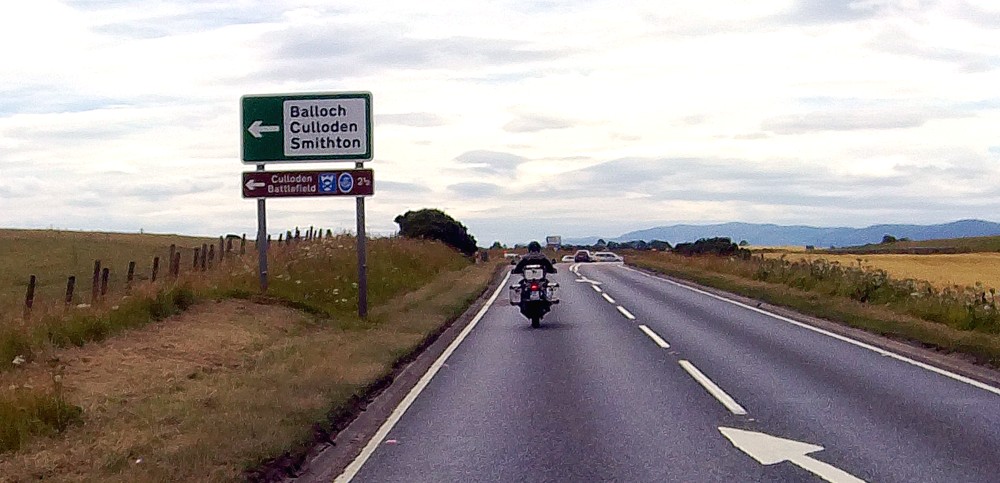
[241,92,373,317]
[355,162,368,318]
[256,164,268,293]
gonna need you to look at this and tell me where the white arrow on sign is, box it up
[719,427,866,483]
[245,179,266,191]
[247,120,280,139]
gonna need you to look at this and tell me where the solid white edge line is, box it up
[602,293,616,304]
[623,266,1000,396]
[639,324,670,348]
[616,305,636,320]
[335,272,512,482]
[679,360,748,415]
[591,285,603,293]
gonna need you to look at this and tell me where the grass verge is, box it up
[627,252,1000,368]
[0,259,496,481]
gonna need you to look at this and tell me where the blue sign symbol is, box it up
[318,173,337,193]
[338,172,354,193]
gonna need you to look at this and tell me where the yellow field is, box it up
[770,252,1000,290]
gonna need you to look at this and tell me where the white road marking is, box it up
[622,266,1000,397]
[679,360,748,415]
[602,293,616,304]
[591,285,603,293]
[639,325,670,348]
[720,427,866,483]
[616,305,636,320]
[335,272,511,482]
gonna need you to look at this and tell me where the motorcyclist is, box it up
[512,241,558,275]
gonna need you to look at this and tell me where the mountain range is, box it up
[564,219,1000,248]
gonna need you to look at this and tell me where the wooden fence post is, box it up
[65,276,76,305]
[218,236,225,261]
[100,268,110,300]
[91,260,101,303]
[126,261,136,292]
[24,275,36,320]
[152,256,160,282]
[169,244,176,271]
[200,243,208,271]
[208,245,215,269]
[241,234,246,255]
[172,252,181,277]
[226,237,233,254]
[193,248,200,269]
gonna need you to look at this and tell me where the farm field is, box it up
[768,252,1000,290]
[0,229,222,313]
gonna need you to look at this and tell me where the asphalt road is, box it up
[333,262,1000,482]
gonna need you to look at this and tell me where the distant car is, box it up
[560,255,575,262]
[593,251,623,262]
[573,250,593,262]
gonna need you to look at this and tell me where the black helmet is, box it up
[527,241,542,252]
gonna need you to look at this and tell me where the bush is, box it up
[674,237,751,258]
[394,209,478,256]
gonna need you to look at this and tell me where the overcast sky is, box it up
[2,0,999,245]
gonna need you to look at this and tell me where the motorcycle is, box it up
[509,264,559,328]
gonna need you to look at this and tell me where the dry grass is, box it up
[0,261,496,482]
[767,252,1000,291]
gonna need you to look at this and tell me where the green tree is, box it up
[882,234,897,244]
[394,209,478,256]
[490,241,504,249]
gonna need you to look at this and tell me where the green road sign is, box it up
[241,92,372,163]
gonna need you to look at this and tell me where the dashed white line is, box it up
[679,360,748,415]
[622,266,1000,397]
[639,325,670,348]
[616,305,636,320]
[602,293,616,304]
[591,285,603,293]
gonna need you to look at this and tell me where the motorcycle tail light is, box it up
[530,283,539,291]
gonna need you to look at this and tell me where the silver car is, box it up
[592,251,623,262]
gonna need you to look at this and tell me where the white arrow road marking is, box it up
[638,325,670,348]
[719,427,866,483]
[679,360,747,415]
[247,120,280,138]
[602,293,616,304]
[244,179,266,190]
[616,306,636,320]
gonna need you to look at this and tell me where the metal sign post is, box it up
[355,161,368,318]
[256,164,268,293]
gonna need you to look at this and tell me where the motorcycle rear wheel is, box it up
[531,316,541,328]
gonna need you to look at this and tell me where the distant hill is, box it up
[566,220,1000,247]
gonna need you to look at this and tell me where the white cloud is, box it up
[2,0,1000,244]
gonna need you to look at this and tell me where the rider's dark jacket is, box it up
[512,252,558,275]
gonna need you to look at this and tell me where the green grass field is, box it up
[0,229,222,312]
[832,234,1000,252]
